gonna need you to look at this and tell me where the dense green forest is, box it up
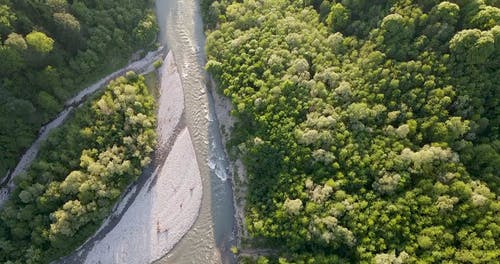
[0,72,156,263]
[203,0,499,263]
[0,0,158,179]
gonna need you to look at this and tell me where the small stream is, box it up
[155,0,237,263]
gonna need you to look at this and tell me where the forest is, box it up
[203,0,499,263]
[0,0,158,180]
[0,72,157,263]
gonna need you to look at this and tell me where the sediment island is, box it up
[58,51,204,264]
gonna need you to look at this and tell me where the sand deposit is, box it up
[83,128,202,264]
[55,51,203,264]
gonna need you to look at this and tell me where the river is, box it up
[154,0,237,263]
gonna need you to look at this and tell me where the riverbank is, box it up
[56,51,203,264]
[82,128,202,264]
[208,78,249,250]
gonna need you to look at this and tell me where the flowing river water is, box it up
[154,0,237,263]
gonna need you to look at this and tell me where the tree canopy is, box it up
[203,0,500,263]
[0,0,158,181]
[0,73,156,263]
[26,31,54,53]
